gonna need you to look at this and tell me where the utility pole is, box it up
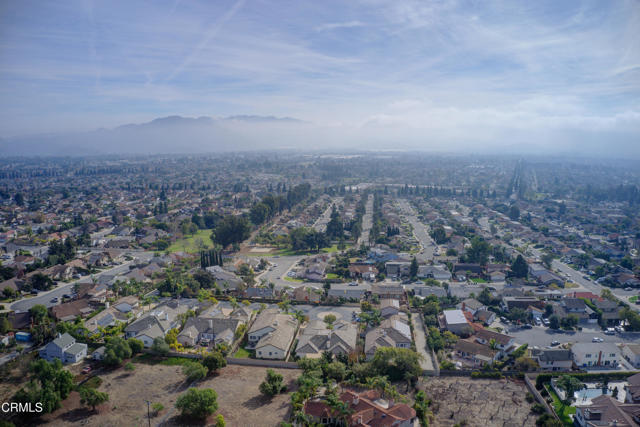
[145,400,151,427]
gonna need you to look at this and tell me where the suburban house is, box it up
[205,265,244,293]
[473,329,515,354]
[474,309,496,325]
[304,389,417,427]
[124,300,199,347]
[457,298,486,316]
[51,299,94,322]
[385,261,410,278]
[178,305,251,347]
[624,373,640,403]
[248,309,298,359]
[295,320,357,359]
[574,395,640,427]
[380,299,400,318]
[370,284,405,301]
[502,296,544,312]
[348,263,378,281]
[39,333,87,364]
[572,342,620,368]
[442,309,472,336]
[530,349,573,371]
[409,284,448,298]
[453,339,500,368]
[622,344,640,369]
[418,264,452,281]
[595,299,622,326]
[453,263,484,280]
[328,282,371,301]
[292,286,322,304]
[364,315,412,359]
[555,298,598,324]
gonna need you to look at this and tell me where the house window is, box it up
[258,351,262,355]
[585,354,591,358]
[610,354,616,357]
[269,352,272,356]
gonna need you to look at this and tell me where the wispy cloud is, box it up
[315,20,365,32]
[0,0,638,156]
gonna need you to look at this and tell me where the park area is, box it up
[423,376,538,426]
[38,362,300,426]
[167,229,214,253]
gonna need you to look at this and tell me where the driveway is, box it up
[411,313,435,371]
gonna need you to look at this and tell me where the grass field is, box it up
[470,277,488,283]
[630,296,638,303]
[167,229,214,253]
[284,276,304,283]
[546,385,576,425]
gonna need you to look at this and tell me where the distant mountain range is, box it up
[0,115,308,156]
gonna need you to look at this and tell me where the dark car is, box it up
[522,324,533,329]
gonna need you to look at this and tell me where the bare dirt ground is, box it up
[39,363,300,427]
[423,377,537,427]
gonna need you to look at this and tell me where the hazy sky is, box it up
[1,0,639,153]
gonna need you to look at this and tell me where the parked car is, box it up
[592,337,604,343]
[50,297,59,303]
[542,318,550,326]
[604,328,616,335]
[522,324,533,329]
[550,340,560,346]
[81,366,92,374]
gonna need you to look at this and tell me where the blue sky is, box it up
[1,0,639,153]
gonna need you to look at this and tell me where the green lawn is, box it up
[232,348,253,358]
[630,296,638,303]
[325,273,340,280]
[470,278,488,283]
[284,276,304,283]
[167,229,214,253]
[546,385,576,426]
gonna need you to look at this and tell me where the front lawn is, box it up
[630,296,638,303]
[470,278,488,283]
[284,276,304,283]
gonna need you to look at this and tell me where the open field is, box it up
[167,229,214,253]
[38,362,300,427]
[423,377,537,427]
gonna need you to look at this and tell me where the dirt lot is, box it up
[423,377,537,427]
[40,363,300,427]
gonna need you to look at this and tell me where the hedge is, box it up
[535,372,636,389]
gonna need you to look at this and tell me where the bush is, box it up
[470,371,503,379]
[151,402,164,417]
[526,392,535,403]
[531,403,546,414]
[259,369,286,397]
[151,337,170,356]
[127,338,144,354]
[202,351,226,374]
[124,362,135,371]
[175,388,218,419]
[182,361,208,382]
[79,387,109,411]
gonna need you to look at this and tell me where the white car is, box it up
[592,337,604,343]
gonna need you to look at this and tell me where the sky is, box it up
[1,0,639,155]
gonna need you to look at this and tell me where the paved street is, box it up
[256,255,322,292]
[10,251,154,312]
[357,194,373,246]
[313,197,343,232]
[397,199,436,262]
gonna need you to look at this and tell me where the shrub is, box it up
[175,388,218,419]
[182,362,208,382]
[531,403,546,414]
[259,369,286,397]
[124,362,135,371]
[151,402,164,417]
